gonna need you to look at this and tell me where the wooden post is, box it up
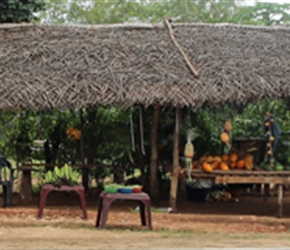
[19,170,32,204]
[80,109,89,193]
[170,107,181,211]
[277,184,283,218]
[138,106,146,187]
[150,105,160,203]
[263,184,270,215]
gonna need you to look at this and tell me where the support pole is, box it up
[169,107,181,211]
[80,109,89,193]
[277,184,283,218]
[263,184,270,215]
[150,105,160,203]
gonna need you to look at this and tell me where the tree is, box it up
[0,0,45,23]
[39,0,290,26]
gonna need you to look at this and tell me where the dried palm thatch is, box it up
[0,22,290,111]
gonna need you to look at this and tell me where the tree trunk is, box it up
[150,105,160,203]
[170,107,181,211]
[113,165,125,184]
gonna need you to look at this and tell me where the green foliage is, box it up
[0,0,45,23]
[39,0,290,26]
[240,3,290,25]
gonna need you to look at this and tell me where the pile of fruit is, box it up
[66,127,82,141]
[192,151,254,173]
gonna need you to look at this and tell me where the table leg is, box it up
[144,199,153,230]
[7,182,12,206]
[277,184,283,218]
[37,187,52,219]
[2,185,7,207]
[139,201,146,226]
[75,188,88,220]
[99,198,114,229]
[96,197,103,227]
[263,184,270,215]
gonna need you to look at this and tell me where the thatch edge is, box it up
[1,22,290,32]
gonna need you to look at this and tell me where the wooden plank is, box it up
[214,176,290,184]
[189,169,290,177]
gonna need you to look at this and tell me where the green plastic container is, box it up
[104,185,119,193]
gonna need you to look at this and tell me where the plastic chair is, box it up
[0,158,15,207]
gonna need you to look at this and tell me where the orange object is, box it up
[220,132,230,143]
[220,162,229,171]
[221,154,229,162]
[224,120,232,132]
[211,161,219,169]
[229,161,237,169]
[237,160,245,169]
[202,162,213,173]
[230,152,238,162]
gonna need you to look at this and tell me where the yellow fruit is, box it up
[237,160,245,169]
[184,140,194,158]
[206,156,214,163]
[220,162,229,171]
[230,152,238,162]
[220,132,230,143]
[66,127,74,135]
[202,162,213,173]
[221,154,229,162]
[267,150,272,155]
[224,120,232,132]
[269,136,275,142]
[212,161,219,169]
[244,154,253,164]
[213,156,222,163]
[229,161,237,169]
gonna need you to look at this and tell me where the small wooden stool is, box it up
[37,184,88,220]
[96,191,152,230]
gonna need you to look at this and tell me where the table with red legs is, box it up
[37,184,88,220]
[96,191,153,230]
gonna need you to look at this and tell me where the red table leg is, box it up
[37,184,88,220]
[95,192,153,230]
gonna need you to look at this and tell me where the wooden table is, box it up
[185,169,290,218]
[96,191,153,230]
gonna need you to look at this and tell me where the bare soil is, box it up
[1,191,290,249]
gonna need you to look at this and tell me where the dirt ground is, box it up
[1,190,290,249]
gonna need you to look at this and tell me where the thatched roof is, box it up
[0,22,290,111]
